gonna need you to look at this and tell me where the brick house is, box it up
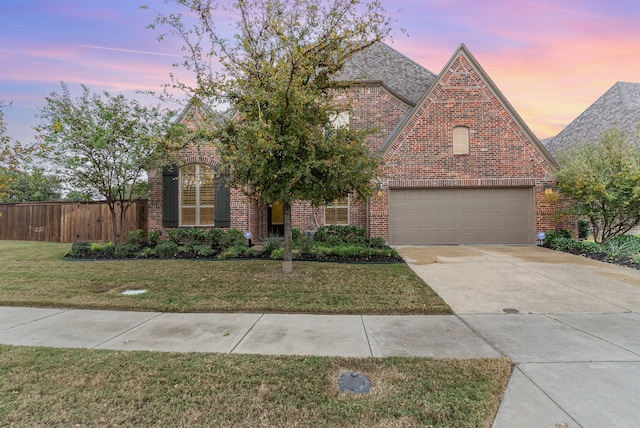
[148,42,563,245]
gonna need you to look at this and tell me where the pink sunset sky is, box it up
[1,0,639,145]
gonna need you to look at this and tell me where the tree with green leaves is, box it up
[36,83,188,243]
[152,0,394,272]
[0,167,62,202]
[0,103,32,201]
[555,128,640,243]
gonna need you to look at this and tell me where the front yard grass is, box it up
[0,241,452,314]
[0,345,511,427]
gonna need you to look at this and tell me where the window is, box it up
[325,197,349,225]
[453,126,469,155]
[180,164,215,226]
[330,111,350,128]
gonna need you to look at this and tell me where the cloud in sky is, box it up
[0,0,639,144]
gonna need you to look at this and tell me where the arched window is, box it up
[453,126,469,155]
[180,164,215,226]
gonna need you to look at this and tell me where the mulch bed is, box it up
[65,250,404,264]
[558,248,640,270]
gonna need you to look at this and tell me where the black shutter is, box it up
[162,164,179,228]
[214,176,231,228]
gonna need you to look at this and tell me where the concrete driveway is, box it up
[398,245,640,427]
[398,245,640,314]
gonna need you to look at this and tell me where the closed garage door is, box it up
[389,188,534,245]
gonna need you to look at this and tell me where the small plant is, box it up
[297,236,314,255]
[147,229,161,247]
[193,244,215,257]
[166,229,181,244]
[115,243,139,259]
[207,228,224,246]
[347,235,367,245]
[102,242,116,256]
[154,241,178,259]
[90,242,105,252]
[603,237,640,259]
[220,228,244,249]
[125,229,145,246]
[138,247,155,258]
[264,234,283,253]
[270,248,284,260]
[218,243,250,259]
[368,237,386,249]
[292,228,301,244]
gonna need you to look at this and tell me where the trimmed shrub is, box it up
[193,244,215,257]
[220,228,244,249]
[578,220,590,240]
[154,241,178,259]
[207,228,224,246]
[147,229,161,247]
[315,225,366,244]
[125,229,145,246]
[368,237,386,249]
[218,243,251,259]
[68,241,91,258]
[115,243,139,259]
[270,248,284,260]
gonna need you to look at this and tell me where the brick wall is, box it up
[367,50,563,241]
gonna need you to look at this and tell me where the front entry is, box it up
[268,201,284,236]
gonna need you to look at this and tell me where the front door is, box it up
[268,201,284,236]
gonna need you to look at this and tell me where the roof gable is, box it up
[543,82,640,157]
[384,43,557,167]
[337,42,437,105]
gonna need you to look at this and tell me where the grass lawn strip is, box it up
[0,345,511,427]
[0,241,451,314]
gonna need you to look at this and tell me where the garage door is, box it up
[389,188,534,245]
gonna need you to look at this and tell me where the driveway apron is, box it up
[398,245,640,427]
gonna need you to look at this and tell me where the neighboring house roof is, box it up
[543,82,640,158]
[337,42,437,106]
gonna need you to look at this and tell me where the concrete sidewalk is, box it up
[2,305,640,426]
[0,306,499,358]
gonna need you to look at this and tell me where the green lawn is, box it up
[0,345,512,427]
[0,240,452,314]
[0,241,512,427]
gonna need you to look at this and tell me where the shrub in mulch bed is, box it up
[65,226,402,264]
[544,231,640,270]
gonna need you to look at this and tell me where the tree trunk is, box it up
[108,201,119,245]
[282,202,293,273]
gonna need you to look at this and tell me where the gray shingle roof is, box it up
[337,42,437,105]
[543,82,640,157]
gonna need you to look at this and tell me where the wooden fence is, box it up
[0,200,148,243]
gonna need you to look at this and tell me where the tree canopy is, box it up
[36,83,188,243]
[0,103,32,201]
[153,0,395,271]
[555,127,640,243]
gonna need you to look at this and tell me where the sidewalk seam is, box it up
[230,313,264,354]
[514,364,584,428]
[360,316,374,357]
[0,308,73,332]
[91,311,165,349]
